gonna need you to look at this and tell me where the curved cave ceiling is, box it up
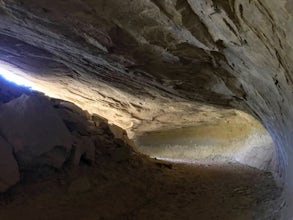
[0,0,292,218]
[135,110,275,172]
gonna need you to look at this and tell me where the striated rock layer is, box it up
[0,0,292,218]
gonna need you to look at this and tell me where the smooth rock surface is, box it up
[136,111,275,170]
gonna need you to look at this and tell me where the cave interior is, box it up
[0,0,292,219]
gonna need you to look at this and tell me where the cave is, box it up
[0,0,292,219]
[135,111,275,170]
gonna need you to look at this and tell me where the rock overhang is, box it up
[0,35,240,138]
[0,0,292,218]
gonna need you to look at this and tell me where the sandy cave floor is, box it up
[0,159,281,220]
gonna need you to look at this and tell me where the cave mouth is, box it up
[0,66,36,89]
[134,110,275,171]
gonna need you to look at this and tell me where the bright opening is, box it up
[0,66,36,89]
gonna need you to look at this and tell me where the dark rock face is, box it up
[0,136,19,192]
[0,77,133,191]
[0,94,72,168]
[0,75,32,103]
[0,0,292,218]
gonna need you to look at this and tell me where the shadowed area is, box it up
[0,0,292,218]
[0,162,281,220]
[0,76,281,220]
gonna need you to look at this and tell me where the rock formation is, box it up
[136,111,275,170]
[0,76,133,192]
[0,136,19,192]
[0,0,292,219]
[0,77,281,219]
[0,94,73,168]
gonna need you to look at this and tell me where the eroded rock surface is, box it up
[0,77,134,190]
[0,77,282,220]
[0,0,292,218]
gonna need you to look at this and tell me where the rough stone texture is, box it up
[0,0,292,218]
[0,94,72,168]
[52,100,99,166]
[0,77,282,219]
[0,136,19,192]
[0,1,247,137]
[0,76,125,190]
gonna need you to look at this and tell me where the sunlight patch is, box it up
[0,66,36,89]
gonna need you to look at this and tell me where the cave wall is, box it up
[0,0,292,218]
[0,76,133,192]
[136,111,275,170]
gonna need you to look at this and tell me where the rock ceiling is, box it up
[0,0,272,135]
[0,0,293,218]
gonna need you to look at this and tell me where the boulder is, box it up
[53,101,96,166]
[0,94,72,168]
[55,103,90,136]
[0,136,20,192]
